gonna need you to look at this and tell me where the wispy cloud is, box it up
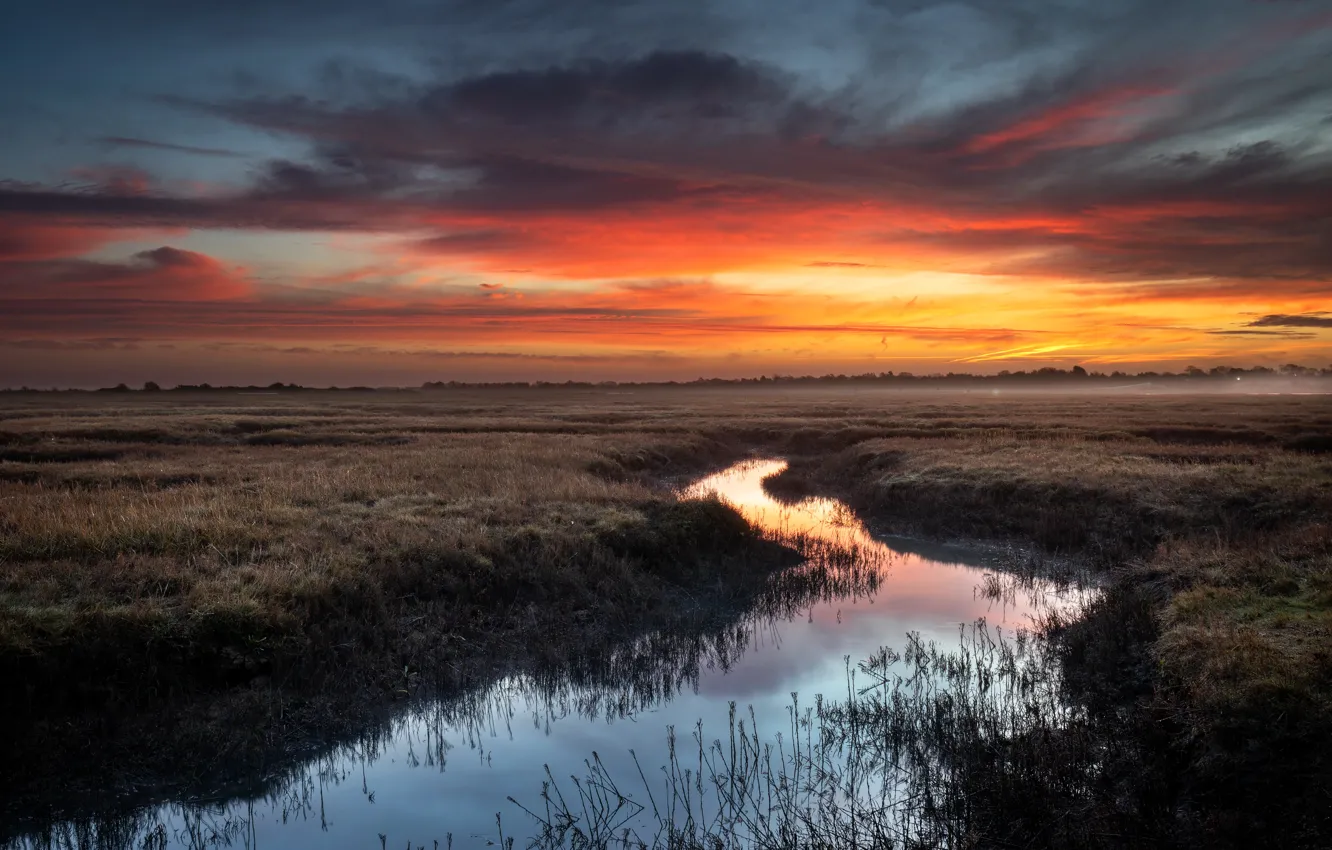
[95,136,244,158]
[954,344,1075,364]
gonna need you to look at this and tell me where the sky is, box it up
[1,0,1331,387]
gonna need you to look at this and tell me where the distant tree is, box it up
[143,381,161,391]
[1071,365,1088,377]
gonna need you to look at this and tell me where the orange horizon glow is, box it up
[2,9,1331,387]
[4,195,1327,380]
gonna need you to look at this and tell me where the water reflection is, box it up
[8,459,1079,850]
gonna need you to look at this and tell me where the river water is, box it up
[14,458,1079,849]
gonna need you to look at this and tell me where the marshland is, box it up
[1,386,1330,848]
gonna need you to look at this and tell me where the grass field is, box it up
[2,386,1330,845]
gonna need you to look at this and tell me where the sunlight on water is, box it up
[684,458,1080,628]
[682,459,871,545]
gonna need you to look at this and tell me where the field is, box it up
[2,387,1330,846]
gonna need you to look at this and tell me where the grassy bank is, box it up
[3,387,1331,844]
[0,396,792,820]
[762,405,1332,846]
[1,430,759,692]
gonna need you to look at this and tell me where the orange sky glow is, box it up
[2,2,1330,386]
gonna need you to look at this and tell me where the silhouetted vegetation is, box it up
[4,361,1332,394]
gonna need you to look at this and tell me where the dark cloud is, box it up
[4,5,1332,288]
[96,136,243,157]
[0,184,231,224]
[1246,313,1332,329]
[0,180,418,232]
[1208,329,1317,338]
[439,50,790,128]
[136,246,211,269]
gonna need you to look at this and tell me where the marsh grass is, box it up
[2,513,891,849]
[768,424,1332,845]
[3,387,1331,845]
[0,406,774,822]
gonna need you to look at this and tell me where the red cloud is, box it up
[0,20,1328,378]
[0,221,129,261]
[960,86,1173,164]
[0,246,251,302]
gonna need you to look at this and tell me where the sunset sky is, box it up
[2,0,1331,386]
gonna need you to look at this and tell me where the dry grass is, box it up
[751,391,1332,846]
[0,425,759,697]
[3,387,1331,843]
[0,395,788,824]
[3,388,1328,680]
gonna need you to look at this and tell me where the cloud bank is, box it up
[1,0,1330,382]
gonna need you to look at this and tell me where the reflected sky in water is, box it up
[14,459,1074,850]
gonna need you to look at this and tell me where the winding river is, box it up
[14,458,1081,849]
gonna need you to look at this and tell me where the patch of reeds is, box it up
[512,617,1122,849]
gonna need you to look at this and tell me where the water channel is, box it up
[14,458,1082,849]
